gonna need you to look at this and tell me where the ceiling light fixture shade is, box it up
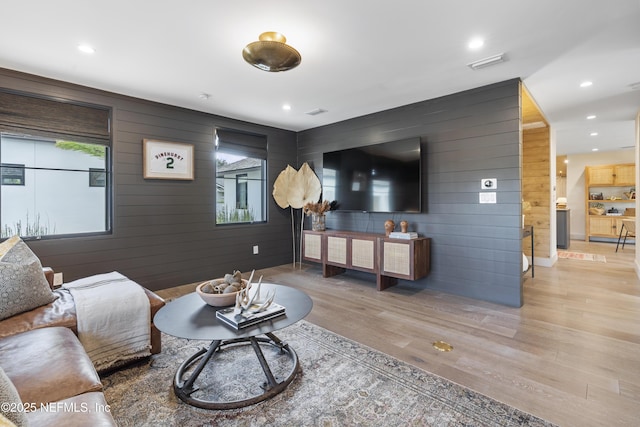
[242,32,301,72]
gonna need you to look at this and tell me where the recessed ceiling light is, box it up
[592,148,599,152]
[580,81,593,88]
[590,132,598,136]
[468,38,484,49]
[564,159,569,164]
[586,115,596,120]
[282,104,291,111]
[77,44,95,54]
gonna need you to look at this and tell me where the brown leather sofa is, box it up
[0,269,165,426]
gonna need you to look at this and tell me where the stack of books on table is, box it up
[216,303,286,329]
[389,232,419,239]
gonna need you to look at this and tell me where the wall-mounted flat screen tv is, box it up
[322,137,422,213]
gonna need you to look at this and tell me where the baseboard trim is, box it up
[533,256,554,268]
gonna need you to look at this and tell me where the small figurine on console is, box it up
[384,219,395,236]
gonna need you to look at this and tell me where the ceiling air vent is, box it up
[467,53,506,70]
[305,108,328,116]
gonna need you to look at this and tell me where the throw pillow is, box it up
[0,413,17,427]
[0,236,58,321]
[0,367,27,427]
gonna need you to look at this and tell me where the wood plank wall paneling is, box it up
[521,84,551,260]
[0,68,297,291]
[298,79,526,307]
[522,127,551,259]
[1,67,539,307]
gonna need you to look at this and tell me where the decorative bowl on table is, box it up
[196,278,249,307]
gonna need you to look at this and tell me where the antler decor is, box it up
[234,272,275,317]
[272,162,322,266]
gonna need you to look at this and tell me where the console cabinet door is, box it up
[303,232,323,262]
[326,235,348,267]
[380,238,430,280]
[382,241,412,276]
[350,237,377,273]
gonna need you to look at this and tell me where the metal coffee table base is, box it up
[173,332,300,409]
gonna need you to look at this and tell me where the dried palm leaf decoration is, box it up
[272,162,322,266]
[290,163,322,208]
[273,165,297,209]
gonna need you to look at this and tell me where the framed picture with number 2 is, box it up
[143,139,194,180]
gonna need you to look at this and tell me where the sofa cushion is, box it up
[0,367,27,427]
[0,327,102,406]
[26,392,116,427]
[0,289,76,340]
[0,236,57,321]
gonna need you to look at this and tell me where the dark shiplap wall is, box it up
[2,68,526,305]
[0,68,297,291]
[298,79,524,306]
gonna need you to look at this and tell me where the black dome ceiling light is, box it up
[242,32,301,72]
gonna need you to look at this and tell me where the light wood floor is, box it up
[157,240,640,427]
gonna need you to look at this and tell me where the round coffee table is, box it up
[153,283,312,409]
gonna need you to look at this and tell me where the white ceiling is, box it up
[1,1,639,155]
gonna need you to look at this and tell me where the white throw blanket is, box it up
[63,271,151,371]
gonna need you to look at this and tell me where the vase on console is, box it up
[305,200,331,232]
[311,213,326,231]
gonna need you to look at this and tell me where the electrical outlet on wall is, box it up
[253,245,259,255]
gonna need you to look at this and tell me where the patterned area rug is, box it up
[558,251,607,262]
[102,321,556,427]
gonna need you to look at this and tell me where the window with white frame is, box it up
[215,129,267,224]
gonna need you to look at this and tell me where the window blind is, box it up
[215,128,267,159]
[0,89,111,145]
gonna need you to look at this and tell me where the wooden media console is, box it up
[302,230,431,291]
